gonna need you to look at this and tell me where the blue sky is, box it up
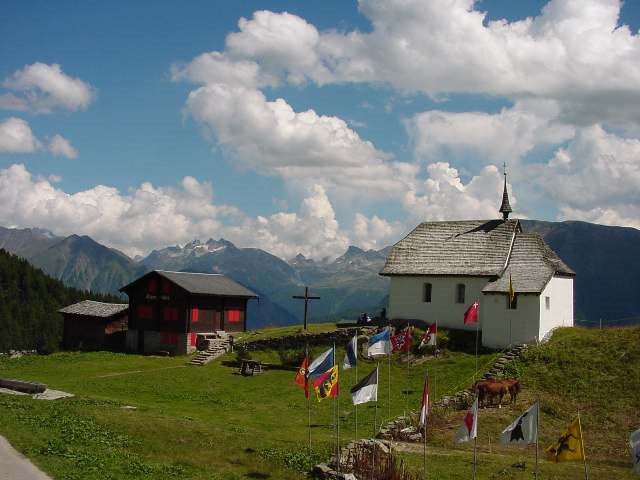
[1,1,640,259]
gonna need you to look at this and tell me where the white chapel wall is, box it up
[538,276,574,340]
[481,293,541,349]
[388,275,489,331]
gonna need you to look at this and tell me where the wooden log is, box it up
[0,378,47,394]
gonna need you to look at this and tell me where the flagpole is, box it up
[333,343,340,474]
[474,300,480,382]
[423,373,428,480]
[473,410,478,480]
[534,401,539,480]
[306,341,311,451]
[405,323,410,417]
[355,329,359,442]
[388,318,392,422]
[578,412,589,480]
[375,361,380,437]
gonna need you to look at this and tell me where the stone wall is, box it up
[237,328,376,351]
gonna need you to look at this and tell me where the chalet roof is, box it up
[380,219,521,276]
[58,300,128,318]
[120,270,258,298]
[482,233,575,294]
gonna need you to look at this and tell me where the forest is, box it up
[0,249,120,353]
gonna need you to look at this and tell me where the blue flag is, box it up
[368,327,391,357]
[307,347,334,378]
[343,335,357,369]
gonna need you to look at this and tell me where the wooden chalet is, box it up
[120,270,258,355]
[59,300,128,351]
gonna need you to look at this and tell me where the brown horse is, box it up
[474,378,520,408]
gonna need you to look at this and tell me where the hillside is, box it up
[0,249,121,352]
[0,326,637,478]
[523,220,640,324]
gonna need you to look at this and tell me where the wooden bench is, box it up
[238,359,263,376]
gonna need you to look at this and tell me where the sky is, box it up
[1,0,640,260]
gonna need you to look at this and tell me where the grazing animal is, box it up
[474,378,520,408]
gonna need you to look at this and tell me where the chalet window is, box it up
[423,283,432,303]
[137,304,152,319]
[226,309,242,323]
[162,307,178,322]
[456,284,465,304]
[161,279,172,295]
[545,296,551,310]
[507,294,518,310]
[160,331,178,345]
[191,308,199,323]
[147,278,157,294]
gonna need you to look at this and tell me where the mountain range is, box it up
[2,219,639,328]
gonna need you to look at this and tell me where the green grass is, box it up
[0,325,637,479]
[234,322,338,342]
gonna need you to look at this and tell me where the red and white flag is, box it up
[391,326,412,353]
[418,377,430,429]
[463,301,479,325]
[455,398,478,443]
[419,323,437,349]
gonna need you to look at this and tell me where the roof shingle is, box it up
[125,270,258,298]
[58,300,128,317]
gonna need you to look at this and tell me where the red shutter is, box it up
[148,278,157,294]
[137,305,152,319]
[162,280,172,295]
[163,307,178,322]
[190,333,197,346]
[191,308,199,323]
[227,309,241,323]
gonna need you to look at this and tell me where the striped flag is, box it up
[350,367,378,405]
[456,398,478,442]
[343,334,357,369]
[307,347,334,379]
[419,323,437,349]
[418,377,429,429]
[367,327,391,357]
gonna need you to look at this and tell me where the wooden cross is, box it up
[292,286,320,330]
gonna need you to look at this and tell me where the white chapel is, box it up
[380,173,575,349]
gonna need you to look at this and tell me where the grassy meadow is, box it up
[0,324,638,479]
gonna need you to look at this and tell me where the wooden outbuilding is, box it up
[120,270,258,355]
[59,300,128,351]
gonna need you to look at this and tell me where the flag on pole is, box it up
[343,335,358,369]
[508,273,515,306]
[464,301,479,324]
[500,403,538,445]
[455,398,478,442]
[545,417,585,462]
[313,365,339,401]
[419,323,437,349]
[391,325,412,353]
[629,427,640,473]
[367,327,391,357]
[294,356,309,398]
[418,377,430,428]
[308,347,334,379]
[350,367,378,405]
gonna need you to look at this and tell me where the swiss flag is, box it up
[456,398,478,442]
[464,301,479,324]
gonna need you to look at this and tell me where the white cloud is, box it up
[0,164,396,260]
[48,134,78,159]
[402,163,511,222]
[408,100,575,163]
[0,117,41,153]
[0,62,95,113]
[536,125,640,224]
[184,83,410,195]
[352,213,404,251]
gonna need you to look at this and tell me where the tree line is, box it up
[0,249,121,353]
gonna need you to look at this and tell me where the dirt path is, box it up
[92,365,187,378]
[0,436,51,480]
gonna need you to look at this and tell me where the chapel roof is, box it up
[58,300,128,318]
[380,219,521,277]
[482,233,575,294]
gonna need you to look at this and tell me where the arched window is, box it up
[423,283,432,303]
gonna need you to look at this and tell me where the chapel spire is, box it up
[499,162,512,221]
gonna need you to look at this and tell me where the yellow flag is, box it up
[508,273,515,305]
[545,417,585,463]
